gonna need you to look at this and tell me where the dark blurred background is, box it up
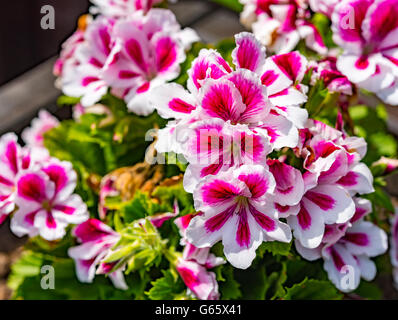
[0,0,90,86]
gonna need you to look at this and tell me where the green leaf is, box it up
[209,0,243,12]
[354,281,383,300]
[152,180,194,216]
[121,191,166,223]
[349,105,397,165]
[216,265,242,300]
[364,185,395,213]
[7,251,44,291]
[258,241,292,257]
[283,278,343,300]
[57,95,81,106]
[285,258,327,287]
[310,13,336,49]
[146,270,186,300]
[9,253,136,300]
[267,262,288,299]
[235,264,268,300]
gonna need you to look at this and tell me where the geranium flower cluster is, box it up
[55,7,198,115]
[239,0,398,105]
[239,0,328,54]
[150,31,387,292]
[330,0,398,105]
[89,0,164,17]
[0,113,88,241]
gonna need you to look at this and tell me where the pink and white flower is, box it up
[151,32,309,172]
[267,158,305,208]
[373,157,398,175]
[0,133,48,224]
[175,213,225,300]
[240,0,327,54]
[54,29,86,78]
[182,119,271,192]
[287,120,374,249]
[175,213,224,265]
[21,110,59,148]
[310,57,354,95]
[62,16,115,107]
[186,165,292,269]
[331,0,398,105]
[103,9,199,115]
[286,171,356,249]
[68,218,128,290]
[90,0,163,17]
[296,198,388,292]
[176,257,222,300]
[10,160,88,241]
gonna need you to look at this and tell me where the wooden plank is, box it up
[0,57,60,134]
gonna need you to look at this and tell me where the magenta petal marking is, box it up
[5,141,18,174]
[204,204,236,232]
[305,191,335,211]
[272,52,302,82]
[200,162,223,178]
[177,266,200,288]
[236,206,251,247]
[119,70,139,79]
[82,76,99,87]
[125,39,147,72]
[275,203,290,213]
[330,246,345,272]
[355,56,370,70]
[268,160,294,195]
[53,204,76,215]
[99,27,112,56]
[238,173,268,199]
[137,82,150,93]
[191,59,225,90]
[236,37,260,71]
[314,141,340,158]
[336,0,371,43]
[89,57,104,69]
[201,82,241,122]
[365,0,398,43]
[249,203,276,232]
[0,175,13,187]
[17,173,46,202]
[21,154,31,170]
[297,203,311,230]
[343,232,369,246]
[351,207,367,223]
[42,165,68,192]
[261,70,279,86]
[337,171,358,186]
[24,209,41,226]
[46,213,57,229]
[228,72,265,123]
[156,37,177,72]
[168,98,196,114]
[73,219,112,243]
[180,214,194,229]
